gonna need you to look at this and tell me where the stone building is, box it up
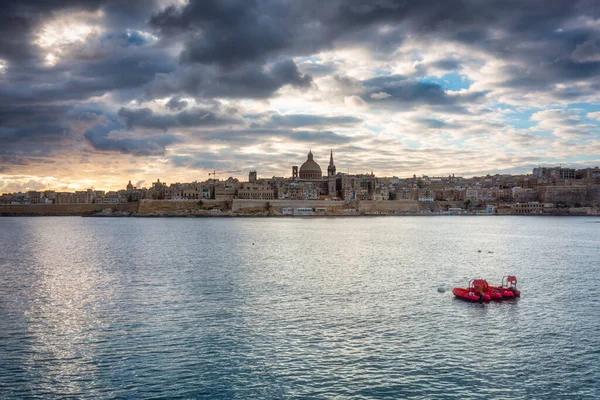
[285,150,339,199]
[237,181,275,200]
[299,150,322,179]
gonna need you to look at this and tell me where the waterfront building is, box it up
[418,188,434,202]
[511,202,545,214]
[277,181,320,200]
[249,170,257,183]
[237,182,275,200]
[181,182,204,200]
[372,186,389,201]
[27,191,44,204]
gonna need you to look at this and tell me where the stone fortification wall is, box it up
[0,203,138,215]
[359,200,466,213]
[232,199,351,212]
[358,200,420,213]
[539,185,600,206]
[137,199,229,213]
[232,199,466,213]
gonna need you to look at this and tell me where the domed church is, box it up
[290,150,338,199]
[299,150,322,179]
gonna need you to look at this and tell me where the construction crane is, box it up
[208,170,218,199]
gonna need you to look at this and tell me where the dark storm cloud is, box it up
[0,105,74,165]
[4,0,600,104]
[500,59,600,89]
[254,113,362,129]
[199,128,355,146]
[432,60,462,71]
[4,0,599,106]
[118,106,360,131]
[144,59,312,100]
[362,75,487,106]
[118,107,240,130]
[148,0,600,97]
[84,122,182,156]
[165,96,188,111]
[0,12,38,63]
[149,0,299,67]
[1,49,175,105]
[0,125,68,141]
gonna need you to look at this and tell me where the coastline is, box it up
[2,199,599,217]
[1,212,598,218]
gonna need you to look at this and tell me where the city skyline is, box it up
[2,1,600,193]
[2,145,598,195]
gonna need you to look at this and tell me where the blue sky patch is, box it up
[420,73,472,91]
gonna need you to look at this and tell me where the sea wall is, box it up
[358,200,467,213]
[358,200,420,213]
[137,199,230,213]
[231,199,353,212]
[0,203,138,215]
[231,199,464,214]
[0,199,466,216]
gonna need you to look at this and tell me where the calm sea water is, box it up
[1,216,599,399]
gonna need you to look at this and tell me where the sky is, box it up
[2,0,600,193]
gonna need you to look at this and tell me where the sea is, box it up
[1,216,599,399]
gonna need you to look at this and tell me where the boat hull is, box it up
[489,285,518,299]
[452,288,490,302]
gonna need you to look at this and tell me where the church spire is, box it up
[327,149,336,177]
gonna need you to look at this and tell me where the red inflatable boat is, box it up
[487,276,520,298]
[496,275,520,297]
[453,279,491,302]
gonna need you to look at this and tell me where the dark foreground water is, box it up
[1,216,599,399]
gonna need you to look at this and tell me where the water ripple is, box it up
[1,216,599,398]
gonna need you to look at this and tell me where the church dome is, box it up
[299,150,322,179]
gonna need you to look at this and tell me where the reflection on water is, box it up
[22,221,112,396]
[1,216,600,398]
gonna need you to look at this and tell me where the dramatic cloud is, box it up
[254,113,362,129]
[165,96,188,111]
[143,59,313,100]
[2,0,600,192]
[118,107,240,130]
[84,122,182,156]
[361,75,487,107]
